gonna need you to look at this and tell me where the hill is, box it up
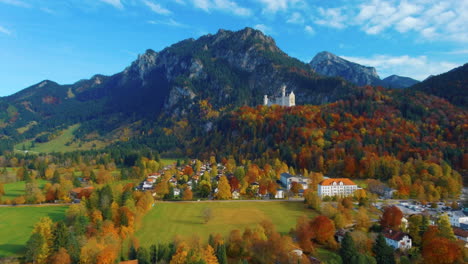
[411,63,468,107]
[0,28,353,153]
[381,75,419,89]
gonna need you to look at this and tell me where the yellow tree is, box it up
[203,245,219,264]
[215,176,232,200]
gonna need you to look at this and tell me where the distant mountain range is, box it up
[0,27,465,153]
[309,51,419,89]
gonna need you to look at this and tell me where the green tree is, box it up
[340,232,358,262]
[437,214,456,240]
[52,170,61,184]
[137,247,151,264]
[25,233,48,264]
[408,215,422,245]
[150,244,158,264]
[372,233,395,264]
[53,221,69,252]
[216,244,228,264]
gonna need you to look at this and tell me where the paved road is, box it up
[159,198,305,203]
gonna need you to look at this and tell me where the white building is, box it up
[280,173,310,190]
[448,210,468,227]
[317,178,358,198]
[264,85,295,107]
[275,189,285,199]
[383,229,412,250]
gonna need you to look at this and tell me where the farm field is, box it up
[0,206,68,257]
[2,180,48,201]
[136,201,316,247]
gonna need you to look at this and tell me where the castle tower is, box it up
[289,91,295,106]
[263,95,268,106]
[281,85,286,106]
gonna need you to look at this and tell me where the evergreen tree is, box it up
[25,233,48,264]
[372,233,395,264]
[23,167,32,183]
[128,244,137,260]
[408,215,422,245]
[216,244,228,264]
[65,233,80,264]
[340,232,358,263]
[53,221,69,252]
[150,244,158,264]
[90,170,97,183]
[137,247,150,264]
[72,176,81,187]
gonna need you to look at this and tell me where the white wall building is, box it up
[448,211,468,227]
[280,173,310,190]
[383,229,412,250]
[264,85,295,107]
[317,178,358,198]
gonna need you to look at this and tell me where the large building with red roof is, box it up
[317,178,358,198]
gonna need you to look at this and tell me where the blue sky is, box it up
[0,0,467,96]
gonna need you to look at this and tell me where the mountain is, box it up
[309,51,380,86]
[309,51,419,89]
[411,63,468,108]
[381,75,419,89]
[0,27,353,151]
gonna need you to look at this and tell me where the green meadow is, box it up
[2,180,48,201]
[0,206,68,257]
[136,201,316,246]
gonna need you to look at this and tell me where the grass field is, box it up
[2,180,48,201]
[136,201,316,247]
[0,206,68,257]
[14,124,107,153]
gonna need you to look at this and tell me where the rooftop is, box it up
[319,178,356,186]
[382,229,410,241]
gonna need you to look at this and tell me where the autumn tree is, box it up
[290,182,303,195]
[50,248,71,264]
[380,206,403,229]
[355,207,371,232]
[422,237,462,264]
[25,233,49,264]
[182,187,193,201]
[304,189,321,211]
[311,215,336,248]
[295,216,314,253]
[203,245,219,264]
[408,215,422,245]
[437,214,456,240]
[203,207,213,224]
[215,176,232,200]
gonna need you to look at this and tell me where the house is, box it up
[173,188,181,197]
[232,190,240,199]
[447,210,468,227]
[317,178,358,198]
[275,189,285,199]
[382,229,412,250]
[70,186,94,199]
[280,173,310,190]
[453,227,468,247]
[335,229,349,243]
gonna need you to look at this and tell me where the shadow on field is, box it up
[0,244,24,258]
[174,219,203,225]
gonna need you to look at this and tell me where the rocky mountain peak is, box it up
[310,51,380,86]
[124,49,158,79]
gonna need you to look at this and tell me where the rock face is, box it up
[0,27,353,141]
[381,75,419,89]
[310,51,380,86]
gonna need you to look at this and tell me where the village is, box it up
[107,158,468,255]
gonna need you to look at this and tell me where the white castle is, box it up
[264,85,295,107]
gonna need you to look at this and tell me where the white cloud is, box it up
[287,12,304,24]
[0,25,11,35]
[256,0,303,13]
[190,0,252,16]
[341,54,460,81]
[148,19,188,28]
[254,24,272,35]
[0,0,30,8]
[314,7,348,29]
[100,0,124,9]
[304,25,314,35]
[143,0,171,15]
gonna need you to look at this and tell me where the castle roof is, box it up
[319,178,356,186]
